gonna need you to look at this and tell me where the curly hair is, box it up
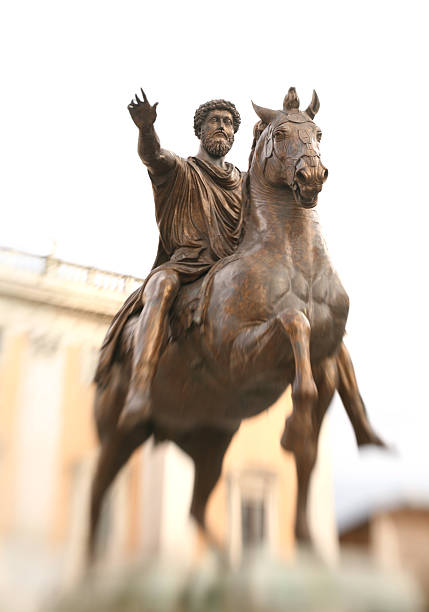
[193,99,241,138]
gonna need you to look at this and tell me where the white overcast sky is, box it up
[1,0,428,524]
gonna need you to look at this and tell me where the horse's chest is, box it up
[308,272,349,354]
[275,268,349,353]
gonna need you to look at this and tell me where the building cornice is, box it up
[0,247,143,318]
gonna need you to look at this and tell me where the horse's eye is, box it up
[316,130,322,142]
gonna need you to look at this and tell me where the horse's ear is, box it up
[252,101,278,125]
[305,90,320,119]
[283,87,300,111]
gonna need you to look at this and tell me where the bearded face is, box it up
[200,109,235,158]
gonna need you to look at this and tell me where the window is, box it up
[241,498,266,548]
[227,468,277,564]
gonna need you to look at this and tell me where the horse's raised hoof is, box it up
[357,430,389,450]
[119,389,152,431]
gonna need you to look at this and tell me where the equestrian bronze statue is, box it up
[89,87,385,558]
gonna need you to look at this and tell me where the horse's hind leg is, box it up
[176,426,238,544]
[299,356,338,536]
[278,310,318,542]
[280,346,338,543]
[93,362,131,441]
[336,342,386,448]
[88,423,152,563]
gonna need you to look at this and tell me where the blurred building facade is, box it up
[340,506,429,607]
[0,246,337,586]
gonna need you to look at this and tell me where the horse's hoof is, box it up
[357,432,389,450]
[118,390,152,431]
[371,435,388,449]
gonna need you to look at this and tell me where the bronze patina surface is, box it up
[89,88,385,558]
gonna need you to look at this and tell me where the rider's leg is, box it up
[119,269,180,430]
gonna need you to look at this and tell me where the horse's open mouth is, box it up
[295,184,318,208]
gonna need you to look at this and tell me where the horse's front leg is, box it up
[336,342,386,448]
[231,310,320,542]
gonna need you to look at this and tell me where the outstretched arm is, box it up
[128,89,175,175]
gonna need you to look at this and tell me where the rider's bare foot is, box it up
[118,388,152,431]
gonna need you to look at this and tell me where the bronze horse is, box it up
[89,88,384,557]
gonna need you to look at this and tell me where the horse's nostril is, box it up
[323,168,328,181]
[296,170,306,182]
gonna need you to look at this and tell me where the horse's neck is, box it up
[242,168,319,245]
[240,165,327,274]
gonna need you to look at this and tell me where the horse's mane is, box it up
[247,120,267,171]
[242,119,267,231]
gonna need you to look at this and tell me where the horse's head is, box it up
[251,87,328,208]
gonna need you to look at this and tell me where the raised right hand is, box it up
[128,89,158,130]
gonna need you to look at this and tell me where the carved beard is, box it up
[201,129,234,158]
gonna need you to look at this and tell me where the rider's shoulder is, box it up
[148,151,182,185]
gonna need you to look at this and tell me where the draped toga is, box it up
[94,154,244,385]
